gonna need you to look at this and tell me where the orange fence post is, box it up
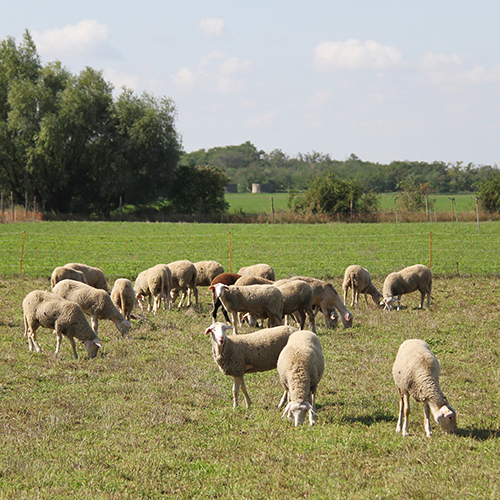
[20,231,26,274]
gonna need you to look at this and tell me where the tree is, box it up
[289,173,379,215]
[478,170,500,213]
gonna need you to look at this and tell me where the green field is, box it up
[1,220,499,280]
[1,271,499,498]
[226,192,478,214]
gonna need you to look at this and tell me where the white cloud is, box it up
[174,51,252,94]
[312,39,403,71]
[309,89,332,108]
[33,20,122,59]
[419,51,462,71]
[199,18,225,40]
[247,110,280,128]
[103,69,140,93]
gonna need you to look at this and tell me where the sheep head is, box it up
[282,401,316,426]
[84,338,101,358]
[435,405,457,434]
[209,283,228,298]
[204,322,233,346]
[381,297,395,311]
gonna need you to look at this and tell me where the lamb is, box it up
[51,266,88,288]
[205,322,297,408]
[382,264,432,311]
[194,260,224,286]
[167,260,199,308]
[22,290,101,359]
[64,263,109,292]
[392,339,457,437]
[292,276,353,328]
[111,278,136,321]
[210,272,242,322]
[134,264,170,314]
[277,330,324,426]
[237,263,275,281]
[342,265,383,309]
[52,279,131,336]
[209,283,283,334]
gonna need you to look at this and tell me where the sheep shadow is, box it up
[456,427,500,441]
[341,411,397,427]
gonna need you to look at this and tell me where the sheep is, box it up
[382,264,432,311]
[205,322,297,408]
[52,279,131,336]
[275,279,316,333]
[210,272,242,322]
[134,264,170,314]
[111,278,136,321]
[292,276,353,328]
[342,265,383,309]
[22,290,101,359]
[155,264,173,310]
[277,330,324,426]
[194,260,224,286]
[167,260,199,308]
[51,266,88,288]
[392,339,457,437]
[234,275,275,286]
[237,263,275,281]
[210,283,283,335]
[64,263,109,292]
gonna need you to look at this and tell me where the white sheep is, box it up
[52,279,131,336]
[205,322,297,408]
[292,276,353,329]
[277,330,325,426]
[194,260,224,286]
[382,264,432,311]
[134,264,170,314]
[237,263,275,281]
[155,264,173,310]
[167,260,199,308]
[392,339,457,437]
[275,279,316,333]
[210,272,242,323]
[209,283,283,334]
[51,266,88,288]
[22,290,101,359]
[111,278,136,321]
[342,265,383,309]
[234,275,275,286]
[64,263,109,292]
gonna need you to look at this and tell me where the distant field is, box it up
[226,192,477,214]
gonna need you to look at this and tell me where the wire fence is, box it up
[1,230,499,281]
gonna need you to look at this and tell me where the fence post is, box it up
[20,231,26,274]
[429,232,432,269]
[228,232,232,272]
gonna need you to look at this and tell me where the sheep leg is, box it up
[396,295,402,311]
[396,394,404,433]
[423,403,433,437]
[27,326,41,352]
[278,390,288,409]
[233,376,252,408]
[90,315,99,334]
[231,312,239,334]
[426,292,431,309]
[402,393,410,436]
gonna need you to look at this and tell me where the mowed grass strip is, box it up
[0,275,499,498]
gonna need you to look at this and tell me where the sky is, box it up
[2,0,500,165]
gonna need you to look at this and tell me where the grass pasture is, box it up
[0,221,500,498]
[1,274,500,499]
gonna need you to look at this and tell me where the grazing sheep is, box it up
[205,322,297,408]
[342,265,383,309]
[194,260,224,286]
[392,339,456,437]
[22,290,101,359]
[210,272,242,322]
[167,260,199,308]
[237,263,275,281]
[134,264,170,314]
[277,330,324,426]
[155,264,173,310]
[64,263,109,292]
[210,283,283,334]
[51,266,88,288]
[382,264,432,311]
[292,276,353,329]
[111,278,136,321]
[53,279,131,336]
[275,279,316,333]
[234,275,275,286]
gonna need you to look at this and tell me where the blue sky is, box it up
[2,1,500,165]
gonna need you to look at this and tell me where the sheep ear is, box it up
[282,402,293,419]
[209,285,214,290]
[130,314,138,320]
[94,340,101,347]
[204,326,213,336]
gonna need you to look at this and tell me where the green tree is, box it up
[289,173,378,215]
[478,170,500,212]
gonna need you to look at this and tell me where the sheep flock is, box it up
[19,258,460,435]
